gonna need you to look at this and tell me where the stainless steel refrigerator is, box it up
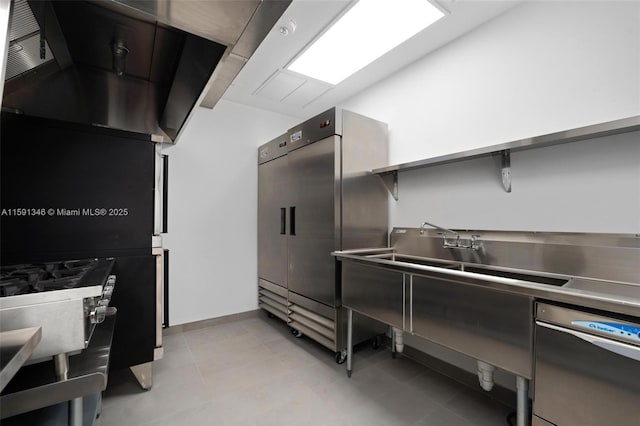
[258,107,389,360]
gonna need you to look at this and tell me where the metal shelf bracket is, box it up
[379,171,398,201]
[492,149,511,193]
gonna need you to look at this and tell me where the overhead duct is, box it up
[1,0,291,143]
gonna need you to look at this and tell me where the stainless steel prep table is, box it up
[334,249,640,317]
[334,229,640,426]
[0,315,116,423]
[0,327,42,391]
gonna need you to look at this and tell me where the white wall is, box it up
[337,1,640,388]
[339,0,640,233]
[389,132,640,233]
[163,100,297,325]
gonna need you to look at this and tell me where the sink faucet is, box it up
[419,221,481,250]
[419,221,458,237]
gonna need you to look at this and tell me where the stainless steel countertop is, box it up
[0,316,115,419]
[0,327,41,392]
[0,285,103,309]
[333,249,640,318]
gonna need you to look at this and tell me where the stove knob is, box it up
[98,299,110,307]
[107,275,116,285]
[102,286,114,298]
[91,306,106,324]
[90,306,117,324]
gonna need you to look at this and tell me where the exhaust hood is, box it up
[1,0,291,143]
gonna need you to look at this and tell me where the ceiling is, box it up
[222,0,522,119]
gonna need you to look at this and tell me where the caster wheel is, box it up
[291,328,303,338]
[372,335,383,350]
[347,370,352,378]
[267,312,275,319]
[335,350,347,364]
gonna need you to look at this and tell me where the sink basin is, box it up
[461,266,568,286]
[340,249,570,287]
[366,253,459,269]
[363,251,568,286]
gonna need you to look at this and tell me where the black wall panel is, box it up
[1,113,154,263]
[109,255,156,370]
[1,113,158,370]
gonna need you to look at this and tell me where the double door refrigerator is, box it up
[258,107,389,360]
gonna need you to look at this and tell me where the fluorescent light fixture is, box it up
[287,0,445,85]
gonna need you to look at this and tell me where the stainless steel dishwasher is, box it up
[533,302,640,426]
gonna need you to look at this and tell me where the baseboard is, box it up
[401,343,518,409]
[163,309,261,335]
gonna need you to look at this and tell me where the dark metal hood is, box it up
[1,0,290,143]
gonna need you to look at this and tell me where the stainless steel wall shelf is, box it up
[373,115,640,196]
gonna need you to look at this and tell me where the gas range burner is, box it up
[0,257,115,368]
[0,259,99,296]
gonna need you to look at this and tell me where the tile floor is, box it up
[99,313,513,426]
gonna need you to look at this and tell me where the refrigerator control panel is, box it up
[291,130,302,142]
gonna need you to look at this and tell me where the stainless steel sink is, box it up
[339,248,537,379]
[361,250,569,287]
[335,228,640,336]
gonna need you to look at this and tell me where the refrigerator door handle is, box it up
[280,208,286,235]
[153,144,165,236]
[162,154,168,233]
[152,247,165,360]
[163,249,169,328]
[289,207,296,236]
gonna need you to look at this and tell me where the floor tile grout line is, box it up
[181,327,212,389]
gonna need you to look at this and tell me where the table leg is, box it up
[346,308,353,378]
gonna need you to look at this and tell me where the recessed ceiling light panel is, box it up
[287,0,446,85]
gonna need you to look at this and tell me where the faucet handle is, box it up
[440,233,457,248]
